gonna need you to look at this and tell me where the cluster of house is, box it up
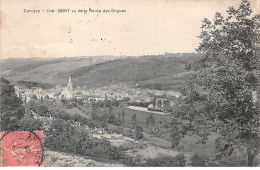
[14,76,84,103]
[14,76,181,105]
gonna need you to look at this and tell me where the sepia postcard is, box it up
[0,0,260,167]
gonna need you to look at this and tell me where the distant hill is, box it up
[0,58,47,72]
[70,53,200,90]
[0,56,120,85]
[0,53,201,91]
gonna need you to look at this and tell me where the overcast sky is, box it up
[0,0,259,59]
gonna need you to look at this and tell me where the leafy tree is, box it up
[108,106,113,115]
[45,119,83,153]
[146,113,155,131]
[44,95,50,100]
[135,130,143,140]
[26,100,39,112]
[81,118,89,125]
[91,104,98,119]
[120,97,130,102]
[152,96,157,107]
[146,117,149,128]
[53,111,62,119]
[113,126,124,134]
[101,121,108,129]
[131,114,137,128]
[72,114,81,122]
[111,99,119,106]
[107,108,122,126]
[31,94,37,100]
[190,153,209,167]
[122,110,125,124]
[135,125,144,140]
[37,105,49,116]
[0,77,25,131]
[60,98,67,104]
[88,121,96,130]
[61,111,70,121]
[100,109,108,122]
[171,0,260,166]
[104,100,111,107]
[150,113,155,127]
[144,153,186,167]
[18,111,43,131]
[108,107,115,122]
[76,98,84,105]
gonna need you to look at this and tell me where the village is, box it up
[14,76,181,113]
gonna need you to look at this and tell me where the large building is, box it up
[60,76,74,99]
[148,96,174,112]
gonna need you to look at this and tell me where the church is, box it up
[60,76,74,99]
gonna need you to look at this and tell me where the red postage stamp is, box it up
[0,131,43,167]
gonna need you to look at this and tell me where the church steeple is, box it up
[67,76,73,91]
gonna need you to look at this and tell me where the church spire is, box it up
[67,76,73,91]
[68,76,72,84]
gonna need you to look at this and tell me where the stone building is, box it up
[60,76,74,99]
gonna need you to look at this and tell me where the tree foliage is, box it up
[18,111,43,131]
[0,77,25,131]
[45,119,129,163]
[171,0,260,166]
[37,105,49,116]
[144,153,186,167]
[190,153,209,167]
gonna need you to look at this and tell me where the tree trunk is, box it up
[247,147,257,167]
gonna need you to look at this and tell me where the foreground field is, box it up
[44,150,123,167]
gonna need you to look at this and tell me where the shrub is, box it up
[129,101,151,108]
[190,153,209,167]
[111,99,119,106]
[45,120,81,153]
[123,129,134,138]
[37,105,49,116]
[26,100,39,112]
[135,125,144,140]
[143,153,186,167]
[219,156,248,167]
[135,130,143,140]
[80,138,128,163]
[113,127,124,134]
[136,125,144,132]
[18,112,43,131]
[71,114,81,122]
[45,120,130,164]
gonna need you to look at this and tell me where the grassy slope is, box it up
[70,54,199,90]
